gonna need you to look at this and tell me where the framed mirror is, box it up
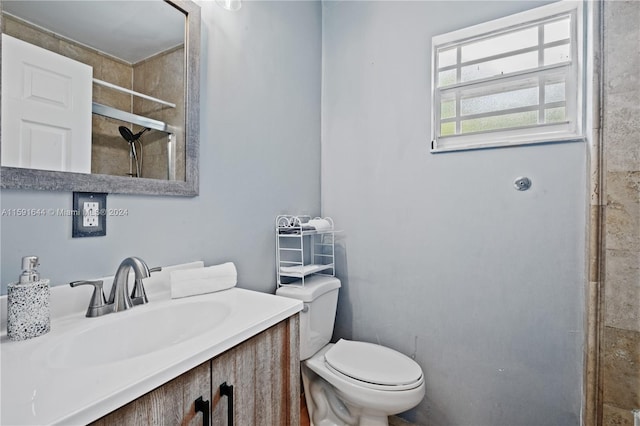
[0,0,200,196]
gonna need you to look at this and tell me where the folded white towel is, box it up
[308,218,332,231]
[170,262,237,299]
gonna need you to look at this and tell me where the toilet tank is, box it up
[276,275,341,360]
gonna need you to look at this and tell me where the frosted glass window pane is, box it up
[441,99,456,119]
[544,18,571,43]
[545,107,566,123]
[461,27,537,62]
[545,81,566,103]
[460,87,538,116]
[461,51,538,82]
[438,47,457,68]
[438,69,457,87]
[461,111,538,133]
[441,122,456,136]
[544,44,571,65]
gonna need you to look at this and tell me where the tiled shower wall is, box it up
[133,47,185,181]
[600,1,640,424]
[2,15,182,180]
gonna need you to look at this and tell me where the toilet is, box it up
[276,275,425,426]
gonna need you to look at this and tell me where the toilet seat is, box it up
[324,339,423,391]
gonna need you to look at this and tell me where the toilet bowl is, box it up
[304,342,425,426]
[276,275,425,426]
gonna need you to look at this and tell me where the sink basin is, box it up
[47,300,230,368]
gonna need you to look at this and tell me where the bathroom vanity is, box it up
[0,263,302,425]
[92,315,299,425]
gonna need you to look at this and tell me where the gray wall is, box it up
[1,1,322,294]
[321,1,586,425]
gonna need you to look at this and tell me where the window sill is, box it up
[430,135,586,153]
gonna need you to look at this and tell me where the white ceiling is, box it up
[2,0,185,64]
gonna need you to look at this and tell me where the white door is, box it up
[1,34,92,173]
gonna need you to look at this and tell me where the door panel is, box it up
[1,34,92,173]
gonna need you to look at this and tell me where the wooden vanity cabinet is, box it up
[91,361,211,426]
[91,314,299,426]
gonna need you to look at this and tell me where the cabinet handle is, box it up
[194,396,210,426]
[220,382,234,426]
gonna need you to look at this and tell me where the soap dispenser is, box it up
[7,256,51,341]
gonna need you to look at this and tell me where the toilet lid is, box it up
[324,339,423,388]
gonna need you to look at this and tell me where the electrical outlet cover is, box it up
[82,202,99,227]
[72,192,107,237]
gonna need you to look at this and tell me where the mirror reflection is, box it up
[1,0,186,181]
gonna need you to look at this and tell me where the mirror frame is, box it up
[0,0,200,196]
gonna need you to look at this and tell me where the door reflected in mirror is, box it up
[1,0,186,181]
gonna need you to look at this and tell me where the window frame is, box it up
[430,0,585,153]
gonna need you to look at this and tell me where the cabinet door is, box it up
[91,361,211,426]
[211,315,300,426]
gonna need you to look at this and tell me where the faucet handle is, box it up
[130,266,162,306]
[70,280,110,317]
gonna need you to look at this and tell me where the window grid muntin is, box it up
[441,101,567,124]
[436,68,571,137]
[433,10,577,144]
[436,15,573,88]
[437,38,570,74]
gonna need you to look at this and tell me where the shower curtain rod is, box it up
[92,102,170,133]
[93,78,176,108]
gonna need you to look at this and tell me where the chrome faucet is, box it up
[70,257,161,317]
[110,257,150,312]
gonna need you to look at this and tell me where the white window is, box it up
[431,1,585,152]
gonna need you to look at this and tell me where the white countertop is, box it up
[1,262,302,425]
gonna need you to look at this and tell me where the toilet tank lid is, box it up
[276,276,341,302]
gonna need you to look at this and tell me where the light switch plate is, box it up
[72,192,107,238]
